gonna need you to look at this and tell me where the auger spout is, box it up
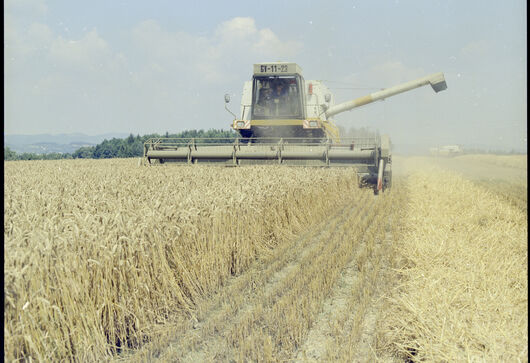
[324,72,447,118]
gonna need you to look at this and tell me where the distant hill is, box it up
[4,133,130,154]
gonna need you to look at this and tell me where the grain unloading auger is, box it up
[144,62,447,193]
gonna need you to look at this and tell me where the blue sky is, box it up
[4,0,527,151]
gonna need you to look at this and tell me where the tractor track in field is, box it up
[121,188,394,362]
[294,203,396,362]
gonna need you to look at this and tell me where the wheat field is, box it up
[4,159,360,361]
[455,154,527,170]
[377,158,527,361]
[4,155,527,362]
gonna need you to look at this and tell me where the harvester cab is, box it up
[144,62,447,194]
[229,62,340,141]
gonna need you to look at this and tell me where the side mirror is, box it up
[324,94,331,103]
[224,94,231,103]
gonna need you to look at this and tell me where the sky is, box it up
[4,0,527,151]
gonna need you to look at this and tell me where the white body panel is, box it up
[304,80,334,119]
[239,81,252,121]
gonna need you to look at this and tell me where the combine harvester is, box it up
[144,62,447,193]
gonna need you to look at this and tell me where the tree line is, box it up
[4,129,237,161]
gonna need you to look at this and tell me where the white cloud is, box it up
[4,16,305,134]
[48,30,110,70]
[4,21,52,60]
[5,0,47,17]
[368,61,426,85]
[129,17,302,84]
[215,17,258,41]
[27,22,53,45]
[252,28,298,57]
[213,17,301,58]
[338,60,427,92]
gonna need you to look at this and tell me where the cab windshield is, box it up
[251,75,303,119]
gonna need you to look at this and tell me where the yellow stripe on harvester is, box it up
[250,119,306,126]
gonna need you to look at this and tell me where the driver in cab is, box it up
[272,81,288,100]
[256,80,290,116]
